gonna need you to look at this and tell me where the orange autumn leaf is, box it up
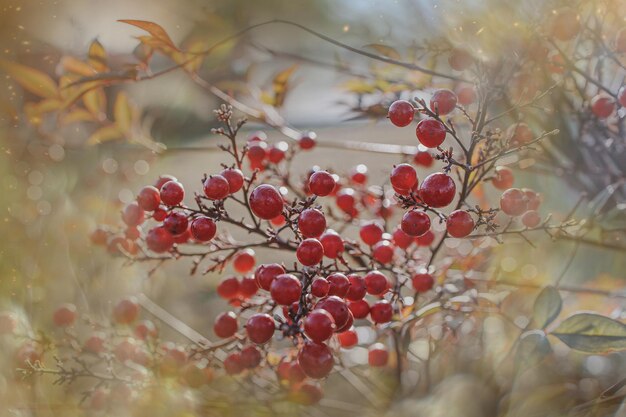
[119,20,179,51]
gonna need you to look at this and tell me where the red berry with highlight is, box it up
[298,208,326,238]
[315,296,350,329]
[345,274,367,301]
[309,171,336,196]
[304,310,336,343]
[296,239,324,266]
[319,230,344,258]
[214,312,238,338]
[360,222,384,246]
[220,168,245,194]
[246,313,275,344]
[254,263,285,291]
[311,278,330,298]
[326,273,350,298]
[412,273,434,292]
[217,277,240,300]
[250,184,284,219]
[299,132,317,150]
[390,164,418,191]
[297,342,334,379]
[364,270,389,295]
[53,303,77,327]
[416,118,447,148]
[368,343,389,367]
[190,216,216,241]
[388,100,415,127]
[204,175,230,200]
[233,249,256,273]
[401,210,431,237]
[349,300,370,319]
[160,181,184,206]
[446,210,475,238]
[270,274,302,305]
[370,300,393,324]
[430,89,457,115]
[419,173,456,207]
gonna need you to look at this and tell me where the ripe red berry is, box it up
[153,208,167,221]
[416,118,447,148]
[446,210,475,238]
[160,181,184,206]
[359,222,384,246]
[190,216,217,242]
[173,228,191,244]
[122,202,145,226]
[364,270,389,295]
[336,310,354,333]
[388,100,415,127]
[492,166,514,190]
[246,313,275,344]
[233,249,255,273]
[239,276,259,299]
[392,227,413,249]
[163,211,189,235]
[415,230,435,246]
[214,312,238,338]
[456,85,477,105]
[134,320,157,340]
[390,164,418,191]
[297,342,334,379]
[401,210,431,237]
[247,141,268,163]
[270,274,302,305]
[370,300,393,324]
[268,142,288,164]
[220,168,245,194]
[326,273,350,298]
[550,8,580,41]
[448,48,474,71]
[414,150,434,167]
[240,345,263,369]
[336,188,357,215]
[311,278,330,298]
[304,310,336,343]
[338,329,358,348]
[590,94,616,119]
[113,297,139,324]
[271,214,286,227]
[224,352,243,375]
[250,184,284,219]
[412,273,434,292]
[137,186,161,211]
[308,171,336,196]
[155,175,177,190]
[350,164,368,185]
[315,296,350,329]
[217,277,240,300]
[254,263,285,291]
[372,240,394,264]
[53,303,77,327]
[368,343,389,367]
[84,332,106,353]
[507,123,533,144]
[419,173,456,207]
[500,188,528,216]
[319,230,344,258]
[430,89,457,115]
[298,208,326,238]
[523,188,542,210]
[299,132,317,150]
[348,300,370,319]
[296,238,324,266]
[203,175,230,200]
[522,210,541,228]
[345,274,367,301]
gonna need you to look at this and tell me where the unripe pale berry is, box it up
[550,8,580,41]
[522,210,541,228]
[500,188,528,216]
[122,202,145,226]
[53,303,77,327]
[448,48,473,71]
[113,298,139,324]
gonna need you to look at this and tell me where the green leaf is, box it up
[516,330,551,369]
[551,313,626,353]
[532,286,562,328]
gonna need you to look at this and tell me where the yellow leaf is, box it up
[88,39,108,72]
[82,88,107,119]
[0,60,58,99]
[59,108,96,124]
[60,56,96,77]
[87,125,123,145]
[24,99,62,125]
[119,20,178,50]
[114,92,133,132]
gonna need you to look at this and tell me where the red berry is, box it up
[412,273,434,292]
[270,274,302,305]
[53,303,77,327]
[134,320,157,340]
[345,274,367,301]
[446,210,475,238]
[137,186,161,211]
[246,313,275,344]
[359,222,384,246]
[364,270,389,295]
[492,166,514,190]
[297,342,334,379]
[370,300,393,324]
[239,276,259,299]
[348,300,370,319]
[250,184,284,219]
[388,100,415,127]
[173,228,191,244]
[268,142,288,164]
[240,345,262,369]
[368,343,389,367]
[309,171,336,196]
[336,188,357,215]
[430,89,457,115]
[523,188,542,210]
[247,131,267,143]
[299,132,317,150]
[311,278,330,298]
[456,85,477,105]
[163,211,188,235]
[214,312,238,338]
[319,230,344,258]
[153,208,167,221]
[304,310,336,343]
[296,238,324,266]
[507,123,533,144]
[270,214,286,227]
[155,175,177,190]
[113,297,139,324]
[335,310,354,333]
[90,228,108,245]
[160,181,184,206]
[247,141,268,163]
[414,151,434,167]
[350,164,368,185]
[254,263,285,291]
[390,163,418,191]
[203,175,230,200]
[401,210,431,237]
[315,296,350,329]
[338,329,358,348]
[415,230,435,246]
[448,48,473,71]
[522,210,541,228]
[372,240,394,264]
[591,94,616,119]
[122,202,144,226]
[190,216,217,241]
[419,173,456,207]
[84,332,105,353]
[217,277,240,300]
[298,208,326,238]
[125,227,140,241]
[500,188,528,216]
[550,8,580,41]
[233,249,255,273]
[326,273,350,298]
[392,227,413,249]
[224,352,243,375]
[416,118,446,148]
[220,168,245,194]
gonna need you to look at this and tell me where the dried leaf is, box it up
[119,19,178,50]
[88,39,108,72]
[552,313,626,353]
[87,125,123,145]
[83,88,107,119]
[60,56,96,77]
[532,286,562,329]
[0,60,58,99]
[114,92,133,132]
